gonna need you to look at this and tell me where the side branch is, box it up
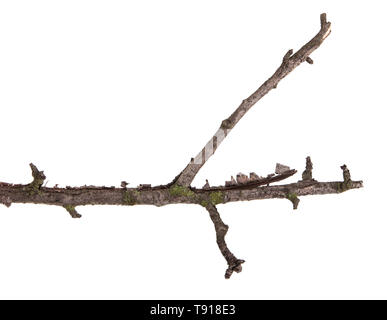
[175,13,331,187]
[205,203,245,279]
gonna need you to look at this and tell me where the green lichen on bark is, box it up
[209,191,224,205]
[63,204,81,218]
[200,200,209,207]
[123,190,137,205]
[25,181,44,196]
[169,184,195,198]
[286,192,300,209]
[337,181,353,193]
[198,191,224,207]
[64,204,75,211]
[25,163,46,195]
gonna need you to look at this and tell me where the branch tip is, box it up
[302,156,314,181]
[283,49,293,62]
[320,13,327,26]
[225,259,245,279]
[306,57,314,64]
[174,13,333,187]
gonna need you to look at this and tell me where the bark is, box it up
[0,14,363,278]
[0,169,362,208]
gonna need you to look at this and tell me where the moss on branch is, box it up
[169,184,196,198]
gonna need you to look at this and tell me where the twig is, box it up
[175,13,331,187]
[205,203,245,279]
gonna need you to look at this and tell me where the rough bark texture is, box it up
[0,172,363,207]
[206,203,245,279]
[0,14,363,278]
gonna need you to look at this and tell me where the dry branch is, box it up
[0,14,363,279]
[175,13,331,187]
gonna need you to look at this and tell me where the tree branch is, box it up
[0,161,362,208]
[0,14,363,279]
[175,13,331,187]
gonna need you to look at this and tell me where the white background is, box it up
[0,1,385,299]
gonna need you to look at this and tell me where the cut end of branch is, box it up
[320,13,327,26]
[302,156,314,181]
[306,57,314,64]
[225,259,245,279]
[320,13,331,40]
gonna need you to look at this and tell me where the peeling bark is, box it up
[0,14,363,278]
